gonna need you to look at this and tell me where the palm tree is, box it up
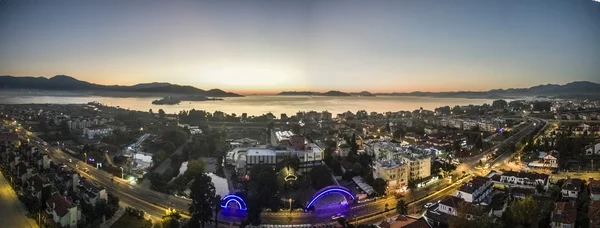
[396,200,408,215]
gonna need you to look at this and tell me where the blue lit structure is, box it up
[305,186,355,210]
[220,194,247,211]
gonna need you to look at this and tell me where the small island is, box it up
[152,97,181,105]
[152,95,223,105]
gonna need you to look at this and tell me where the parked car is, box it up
[331,213,345,220]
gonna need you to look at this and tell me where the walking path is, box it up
[0,173,39,228]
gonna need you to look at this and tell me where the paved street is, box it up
[0,171,39,228]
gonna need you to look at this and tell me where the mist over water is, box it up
[0,93,494,116]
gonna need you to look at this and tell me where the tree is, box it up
[186,158,206,178]
[291,124,301,135]
[492,99,508,110]
[507,196,539,227]
[475,135,483,150]
[372,178,387,195]
[396,200,408,215]
[188,173,216,228]
[393,128,406,140]
[308,165,333,190]
[60,121,70,135]
[158,109,166,119]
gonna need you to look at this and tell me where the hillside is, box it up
[0,75,242,97]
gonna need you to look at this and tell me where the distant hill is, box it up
[275,81,600,99]
[376,81,600,99]
[349,91,376,97]
[277,90,351,96]
[0,75,242,97]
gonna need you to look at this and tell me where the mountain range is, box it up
[0,75,242,97]
[278,81,600,99]
[1,75,599,99]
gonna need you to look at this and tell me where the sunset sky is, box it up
[0,0,599,94]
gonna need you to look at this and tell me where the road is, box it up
[0,171,39,228]
[2,117,543,226]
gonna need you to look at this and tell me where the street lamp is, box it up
[120,167,124,179]
[84,153,87,164]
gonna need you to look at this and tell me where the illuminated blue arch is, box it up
[305,186,355,210]
[220,194,247,211]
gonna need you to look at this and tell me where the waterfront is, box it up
[0,93,495,116]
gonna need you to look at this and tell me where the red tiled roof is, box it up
[552,202,577,225]
[590,201,600,228]
[589,179,600,195]
[402,219,430,228]
[46,193,75,217]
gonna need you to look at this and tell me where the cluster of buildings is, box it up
[370,142,434,192]
[423,167,600,228]
[554,123,600,137]
[424,170,551,227]
[550,100,600,113]
[548,178,600,228]
[55,114,126,139]
[423,117,506,132]
[225,130,324,176]
[280,111,333,122]
[1,143,108,228]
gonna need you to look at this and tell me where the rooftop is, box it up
[47,192,75,217]
[501,171,549,181]
[553,202,577,225]
[246,148,276,156]
[458,177,491,194]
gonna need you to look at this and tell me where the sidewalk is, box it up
[100,206,125,228]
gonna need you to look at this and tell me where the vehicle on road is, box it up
[331,213,345,220]
[83,167,90,173]
[424,203,434,208]
[68,158,72,163]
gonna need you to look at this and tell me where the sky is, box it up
[0,0,599,94]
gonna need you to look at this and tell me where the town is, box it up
[1,98,600,228]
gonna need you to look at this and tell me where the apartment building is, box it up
[373,159,409,189]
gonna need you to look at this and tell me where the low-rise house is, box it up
[78,180,107,206]
[510,187,534,199]
[42,192,81,228]
[494,171,550,189]
[54,170,80,193]
[456,176,493,204]
[561,178,583,199]
[26,174,51,201]
[438,195,462,216]
[551,202,577,228]
[377,215,430,228]
[590,201,600,228]
[589,178,600,201]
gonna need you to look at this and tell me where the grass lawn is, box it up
[111,214,153,228]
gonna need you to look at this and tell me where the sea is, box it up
[0,92,495,116]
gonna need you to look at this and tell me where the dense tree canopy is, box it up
[189,173,216,228]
